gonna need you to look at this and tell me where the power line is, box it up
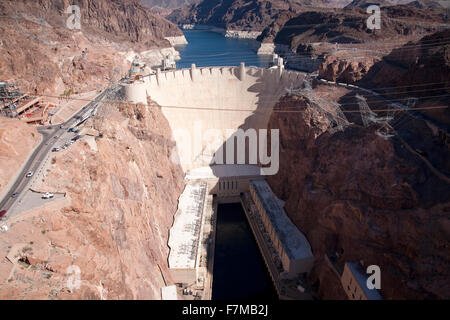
[36,89,450,105]
[36,92,450,113]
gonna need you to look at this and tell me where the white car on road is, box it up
[26,171,33,178]
[42,192,54,199]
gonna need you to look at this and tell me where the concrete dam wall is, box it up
[123,64,306,173]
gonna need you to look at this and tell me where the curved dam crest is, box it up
[123,65,306,173]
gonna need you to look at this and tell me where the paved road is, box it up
[0,86,115,220]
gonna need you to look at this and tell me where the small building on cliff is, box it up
[341,262,383,300]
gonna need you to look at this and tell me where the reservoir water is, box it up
[212,203,277,300]
[176,30,272,69]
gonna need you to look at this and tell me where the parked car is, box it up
[0,210,6,218]
[52,147,60,152]
[42,192,54,199]
[26,171,33,178]
[72,135,81,141]
[11,192,19,198]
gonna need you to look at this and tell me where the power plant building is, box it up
[249,180,314,278]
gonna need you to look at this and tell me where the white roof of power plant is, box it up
[168,181,207,269]
[250,180,313,262]
[161,285,178,300]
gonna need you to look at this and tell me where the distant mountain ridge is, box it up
[258,2,448,47]
[167,0,343,32]
[345,0,444,8]
[167,0,446,33]
[140,0,197,10]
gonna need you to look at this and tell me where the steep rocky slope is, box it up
[267,93,450,299]
[258,5,447,47]
[0,118,40,198]
[314,27,450,85]
[338,29,450,127]
[0,99,185,299]
[2,0,183,45]
[0,0,183,94]
[167,0,336,32]
[261,6,448,97]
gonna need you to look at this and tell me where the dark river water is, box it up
[176,30,272,68]
[212,203,278,300]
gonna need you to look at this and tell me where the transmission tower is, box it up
[288,78,349,134]
[355,94,395,139]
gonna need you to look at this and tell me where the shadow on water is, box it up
[212,203,278,301]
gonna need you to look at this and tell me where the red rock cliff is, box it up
[0,0,183,94]
[267,94,450,299]
[0,100,185,299]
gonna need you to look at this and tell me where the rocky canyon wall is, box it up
[0,0,184,95]
[0,99,185,299]
[266,94,450,299]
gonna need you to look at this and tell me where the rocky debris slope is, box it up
[266,94,450,299]
[0,99,185,299]
[0,117,40,197]
[0,0,183,94]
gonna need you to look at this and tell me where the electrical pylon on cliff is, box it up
[288,78,349,134]
[355,94,395,139]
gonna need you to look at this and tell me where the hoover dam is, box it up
[122,62,315,300]
[1,0,449,305]
[123,63,305,174]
